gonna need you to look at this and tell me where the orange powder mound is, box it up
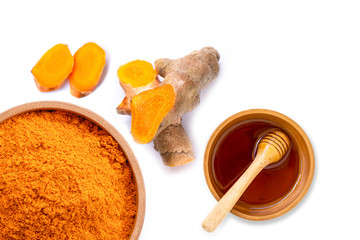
[0,111,137,240]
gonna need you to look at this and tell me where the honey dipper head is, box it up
[256,130,291,165]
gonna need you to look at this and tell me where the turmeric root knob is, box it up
[153,124,194,166]
[153,47,220,166]
[117,47,220,167]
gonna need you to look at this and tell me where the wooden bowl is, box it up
[0,101,145,239]
[204,109,315,221]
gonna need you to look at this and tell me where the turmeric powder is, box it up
[0,111,137,239]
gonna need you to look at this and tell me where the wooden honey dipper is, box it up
[202,129,290,232]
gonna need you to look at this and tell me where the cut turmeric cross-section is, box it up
[130,84,176,144]
[117,60,160,115]
[118,60,157,88]
[31,44,74,92]
[69,42,106,98]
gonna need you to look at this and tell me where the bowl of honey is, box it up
[204,109,315,221]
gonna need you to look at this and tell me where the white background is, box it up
[1,1,359,239]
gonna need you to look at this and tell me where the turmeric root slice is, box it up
[117,60,157,88]
[31,44,74,92]
[117,60,160,115]
[130,84,176,144]
[69,42,106,98]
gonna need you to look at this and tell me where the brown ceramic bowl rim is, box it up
[0,101,146,239]
[204,109,315,221]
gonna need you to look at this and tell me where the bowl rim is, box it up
[0,101,146,239]
[204,109,315,221]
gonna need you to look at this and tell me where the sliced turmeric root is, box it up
[117,60,157,88]
[31,44,74,92]
[117,60,160,115]
[130,84,176,144]
[69,42,106,98]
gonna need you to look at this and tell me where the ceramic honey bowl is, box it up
[203,109,315,221]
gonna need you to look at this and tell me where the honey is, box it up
[212,120,300,208]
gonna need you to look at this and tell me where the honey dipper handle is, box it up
[202,158,265,232]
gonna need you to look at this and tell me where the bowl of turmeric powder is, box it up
[0,101,145,240]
